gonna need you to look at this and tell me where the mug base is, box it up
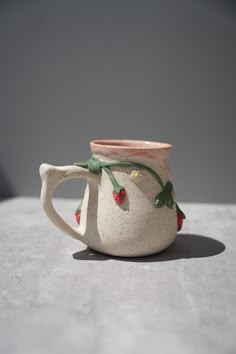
[86,236,176,258]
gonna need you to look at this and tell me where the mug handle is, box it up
[39,163,98,242]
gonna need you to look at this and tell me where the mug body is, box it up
[80,140,177,257]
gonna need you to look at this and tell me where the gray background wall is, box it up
[0,0,235,202]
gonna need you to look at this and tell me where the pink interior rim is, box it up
[90,140,172,150]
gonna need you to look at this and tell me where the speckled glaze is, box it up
[40,140,178,257]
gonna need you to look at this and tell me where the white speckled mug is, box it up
[40,140,185,257]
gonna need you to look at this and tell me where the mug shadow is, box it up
[72,233,226,262]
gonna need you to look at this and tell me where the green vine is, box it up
[74,156,185,231]
[73,157,185,218]
[102,166,125,194]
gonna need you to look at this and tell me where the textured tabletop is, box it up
[0,198,235,354]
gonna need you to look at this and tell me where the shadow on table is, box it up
[73,234,225,262]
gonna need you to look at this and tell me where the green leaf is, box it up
[155,192,166,208]
[164,181,173,194]
[155,198,165,208]
[166,194,174,209]
[88,158,102,174]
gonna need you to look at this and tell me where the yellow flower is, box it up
[130,170,143,184]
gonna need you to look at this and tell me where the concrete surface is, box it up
[0,197,235,354]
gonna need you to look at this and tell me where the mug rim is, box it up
[90,139,172,150]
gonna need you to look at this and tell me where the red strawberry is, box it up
[176,203,185,232]
[177,214,184,231]
[75,210,81,224]
[113,189,126,205]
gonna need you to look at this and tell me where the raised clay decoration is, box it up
[40,140,185,257]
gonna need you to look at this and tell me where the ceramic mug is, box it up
[39,140,185,257]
